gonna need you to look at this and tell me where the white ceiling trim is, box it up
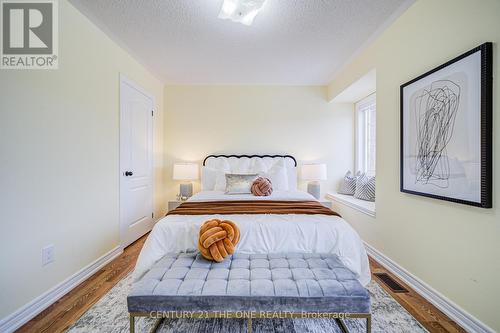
[325,0,415,85]
[68,1,164,83]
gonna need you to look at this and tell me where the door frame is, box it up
[119,73,155,248]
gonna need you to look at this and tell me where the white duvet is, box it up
[134,190,371,286]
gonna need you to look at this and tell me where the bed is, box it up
[133,155,370,286]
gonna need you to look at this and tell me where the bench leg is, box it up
[335,318,350,333]
[129,314,135,333]
[366,315,372,333]
[247,317,252,333]
[150,318,164,333]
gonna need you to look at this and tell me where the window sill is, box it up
[326,192,376,217]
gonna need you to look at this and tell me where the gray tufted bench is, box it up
[128,253,371,333]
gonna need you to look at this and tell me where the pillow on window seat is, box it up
[338,171,360,195]
[354,174,376,201]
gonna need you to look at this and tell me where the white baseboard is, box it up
[0,246,123,333]
[365,242,494,333]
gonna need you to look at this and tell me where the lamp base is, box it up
[307,181,321,199]
[179,183,193,200]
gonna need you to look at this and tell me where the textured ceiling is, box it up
[69,0,412,85]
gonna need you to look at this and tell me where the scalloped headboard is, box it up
[202,154,298,190]
[203,154,297,167]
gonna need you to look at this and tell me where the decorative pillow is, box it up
[224,174,258,194]
[338,171,359,195]
[260,159,288,191]
[354,174,376,201]
[198,219,240,262]
[251,177,273,196]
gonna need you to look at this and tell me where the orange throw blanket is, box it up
[168,200,340,217]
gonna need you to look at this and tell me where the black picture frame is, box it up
[400,42,492,208]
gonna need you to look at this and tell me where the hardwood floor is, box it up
[369,258,466,333]
[17,235,465,333]
[16,235,147,333]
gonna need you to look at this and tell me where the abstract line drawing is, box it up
[413,80,460,188]
[401,43,492,207]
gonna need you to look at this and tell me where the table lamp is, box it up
[173,163,199,200]
[301,164,327,199]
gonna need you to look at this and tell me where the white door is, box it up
[120,76,154,248]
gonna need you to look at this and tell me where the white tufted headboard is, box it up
[202,154,297,190]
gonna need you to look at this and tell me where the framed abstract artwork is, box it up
[400,42,492,208]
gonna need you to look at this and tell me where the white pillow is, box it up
[214,170,228,191]
[260,159,289,191]
[231,158,252,173]
[250,158,267,173]
[208,158,290,191]
[201,166,216,190]
[287,167,297,190]
[202,159,230,190]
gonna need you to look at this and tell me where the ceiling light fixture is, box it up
[218,0,267,26]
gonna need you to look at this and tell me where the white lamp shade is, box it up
[173,163,199,180]
[300,164,327,181]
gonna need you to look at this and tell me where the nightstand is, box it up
[168,200,183,212]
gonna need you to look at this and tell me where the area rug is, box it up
[67,275,427,333]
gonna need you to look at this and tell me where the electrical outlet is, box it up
[42,244,55,266]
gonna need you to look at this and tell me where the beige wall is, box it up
[164,85,354,200]
[327,0,500,330]
[2,0,498,330]
[0,0,164,319]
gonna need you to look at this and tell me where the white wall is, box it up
[0,0,164,321]
[164,85,354,200]
[327,0,500,330]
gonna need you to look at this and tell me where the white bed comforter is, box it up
[134,191,371,286]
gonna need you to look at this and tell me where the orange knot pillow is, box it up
[251,177,273,196]
[198,219,240,262]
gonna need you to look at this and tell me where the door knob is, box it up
[125,171,133,176]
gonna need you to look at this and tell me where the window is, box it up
[355,94,376,176]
